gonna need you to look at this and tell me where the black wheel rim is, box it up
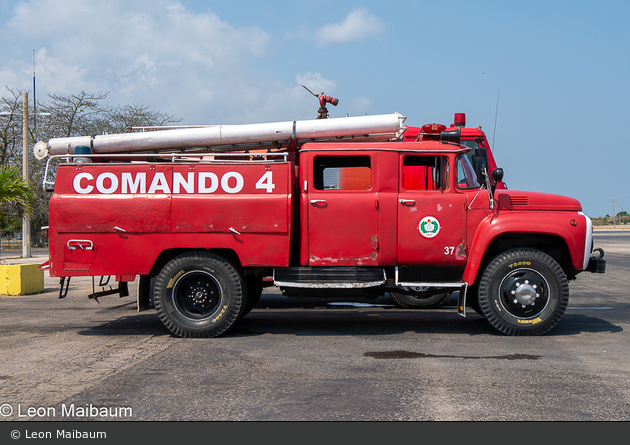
[172,271,222,319]
[498,268,550,319]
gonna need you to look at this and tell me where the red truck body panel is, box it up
[463,190,589,284]
[49,162,294,277]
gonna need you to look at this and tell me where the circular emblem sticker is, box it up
[418,216,441,238]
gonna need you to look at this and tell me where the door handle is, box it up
[310,200,327,204]
[399,199,415,205]
[67,240,94,251]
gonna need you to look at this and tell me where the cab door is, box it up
[397,154,467,272]
[304,152,379,266]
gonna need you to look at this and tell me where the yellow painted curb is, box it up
[0,263,45,295]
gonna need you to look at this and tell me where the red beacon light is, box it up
[417,123,447,140]
[453,113,466,127]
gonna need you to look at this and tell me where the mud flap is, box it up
[136,275,154,312]
[457,283,469,317]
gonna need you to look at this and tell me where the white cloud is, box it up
[0,69,21,90]
[34,49,91,94]
[0,1,375,126]
[296,72,337,95]
[348,96,372,115]
[314,8,384,46]
[1,0,278,124]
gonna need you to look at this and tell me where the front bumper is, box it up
[586,248,606,273]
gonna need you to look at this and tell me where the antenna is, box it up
[33,49,37,138]
[492,88,500,151]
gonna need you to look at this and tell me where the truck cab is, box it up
[274,139,602,336]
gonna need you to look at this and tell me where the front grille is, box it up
[509,196,529,206]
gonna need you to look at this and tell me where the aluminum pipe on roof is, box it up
[33,113,407,160]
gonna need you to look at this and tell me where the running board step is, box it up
[273,267,386,289]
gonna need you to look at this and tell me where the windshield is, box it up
[460,140,479,169]
[456,153,479,189]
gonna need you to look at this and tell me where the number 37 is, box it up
[444,246,455,255]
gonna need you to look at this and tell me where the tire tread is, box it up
[478,248,569,336]
[153,252,243,338]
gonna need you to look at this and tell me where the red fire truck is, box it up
[35,112,606,338]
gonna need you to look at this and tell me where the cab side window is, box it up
[403,156,446,191]
[313,156,372,191]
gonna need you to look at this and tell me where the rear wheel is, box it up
[390,287,451,309]
[153,252,244,338]
[478,249,569,336]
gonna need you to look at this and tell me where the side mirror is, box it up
[491,168,504,198]
[492,168,504,183]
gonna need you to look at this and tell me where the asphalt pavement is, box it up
[0,229,628,426]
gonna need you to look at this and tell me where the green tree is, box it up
[0,165,33,232]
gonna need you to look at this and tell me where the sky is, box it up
[0,0,628,218]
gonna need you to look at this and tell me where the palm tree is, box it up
[0,166,34,253]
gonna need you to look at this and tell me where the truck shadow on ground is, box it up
[547,313,623,335]
[76,307,623,338]
[231,309,623,337]
[77,312,171,337]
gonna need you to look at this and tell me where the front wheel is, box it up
[478,249,569,336]
[153,252,244,338]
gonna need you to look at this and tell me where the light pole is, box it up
[21,93,51,258]
[0,111,8,259]
[22,92,30,258]
[1,94,50,258]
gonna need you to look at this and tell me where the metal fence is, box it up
[0,238,48,253]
